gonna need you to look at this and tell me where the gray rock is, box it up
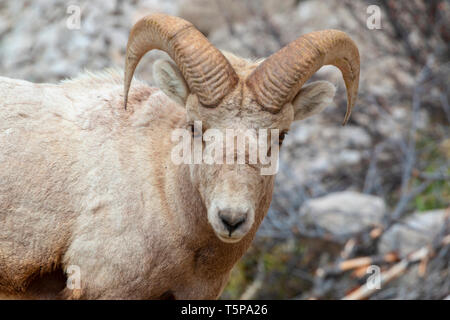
[281,122,371,187]
[299,191,386,237]
[179,0,295,36]
[378,209,448,256]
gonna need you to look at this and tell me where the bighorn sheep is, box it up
[0,14,359,299]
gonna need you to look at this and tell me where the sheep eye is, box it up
[188,124,195,136]
[279,131,288,145]
[188,124,201,138]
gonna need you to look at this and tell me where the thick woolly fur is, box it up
[0,52,335,299]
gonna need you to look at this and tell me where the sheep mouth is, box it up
[215,232,244,244]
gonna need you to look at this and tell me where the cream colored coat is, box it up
[0,51,337,299]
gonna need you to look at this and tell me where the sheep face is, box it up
[155,56,336,243]
[185,85,292,243]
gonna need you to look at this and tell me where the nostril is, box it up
[219,213,247,236]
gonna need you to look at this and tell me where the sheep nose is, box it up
[219,211,247,236]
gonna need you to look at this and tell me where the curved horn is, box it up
[124,13,238,109]
[246,30,360,125]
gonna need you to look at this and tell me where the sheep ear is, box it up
[153,59,190,106]
[292,81,336,121]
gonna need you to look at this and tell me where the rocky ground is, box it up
[0,0,448,299]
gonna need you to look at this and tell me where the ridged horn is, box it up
[246,30,360,125]
[124,13,238,109]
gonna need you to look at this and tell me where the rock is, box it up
[281,121,371,185]
[209,17,282,58]
[365,56,415,96]
[378,209,448,256]
[0,0,180,83]
[373,209,449,299]
[299,191,386,237]
[336,150,362,166]
[178,0,247,36]
[337,127,372,148]
[179,0,295,36]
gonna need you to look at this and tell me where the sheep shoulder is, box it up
[0,70,185,296]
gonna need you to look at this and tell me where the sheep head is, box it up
[124,14,360,243]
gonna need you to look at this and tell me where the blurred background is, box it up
[0,0,448,299]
